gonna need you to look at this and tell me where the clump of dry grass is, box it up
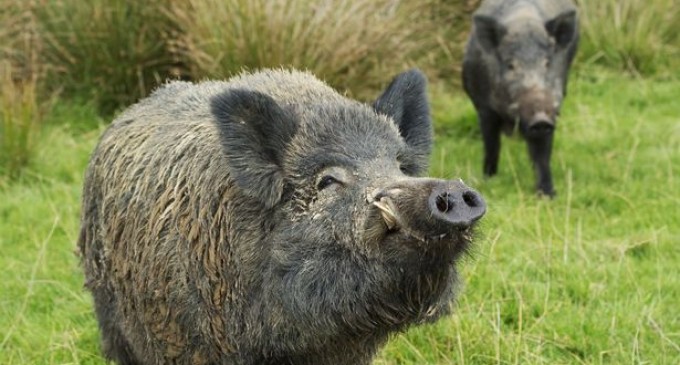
[4,0,680,124]
[577,0,680,75]
[168,0,468,99]
[35,0,184,114]
[0,1,46,180]
[6,0,475,115]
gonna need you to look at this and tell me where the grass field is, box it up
[0,68,678,364]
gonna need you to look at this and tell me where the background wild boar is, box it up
[78,69,486,365]
[462,0,579,197]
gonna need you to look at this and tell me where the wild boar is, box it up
[462,0,579,197]
[78,69,487,365]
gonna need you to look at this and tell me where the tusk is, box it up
[372,198,399,230]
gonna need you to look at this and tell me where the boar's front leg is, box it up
[527,133,555,197]
[479,109,502,177]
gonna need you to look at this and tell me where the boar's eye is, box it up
[315,166,350,191]
[398,162,410,175]
[317,175,340,190]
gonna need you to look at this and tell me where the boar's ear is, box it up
[211,89,297,209]
[473,15,506,51]
[546,10,578,48]
[373,69,432,175]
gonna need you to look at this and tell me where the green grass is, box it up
[1,69,679,364]
[0,104,105,364]
[376,70,680,364]
[0,62,41,181]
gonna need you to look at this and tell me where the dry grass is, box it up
[21,0,473,110]
[168,0,468,100]
[577,0,680,75]
[0,1,46,181]
[2,0,679,181]
[35,0,184,114]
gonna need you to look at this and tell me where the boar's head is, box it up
[474,9,578,137]
[210,70,486,348]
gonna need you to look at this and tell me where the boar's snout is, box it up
[429,184,486,229]
[526,112,555,136]
[368,178,486,241]
[518,90,557,138]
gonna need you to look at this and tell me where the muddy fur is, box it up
[79,69,484,365]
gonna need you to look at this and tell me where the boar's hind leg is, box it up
[527,134,555,198]
[479,110,502,177]
[92,286,141,365]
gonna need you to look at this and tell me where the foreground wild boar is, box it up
[463,0,579,197]
[78,69,486,365]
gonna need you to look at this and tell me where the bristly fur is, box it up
[79,68,483,365]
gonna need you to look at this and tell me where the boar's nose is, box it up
[527,112,555,135]
[528,121,555,134]
[429,184,486,229]
[369,178,486,238]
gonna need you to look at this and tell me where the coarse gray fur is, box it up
[463,0,579,197]
[79,68,486,365]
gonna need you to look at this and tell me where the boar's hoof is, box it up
[536,186,556,199]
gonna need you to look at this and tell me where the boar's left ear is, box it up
[473,15,507,51]
[546,10,578,48]
[373,69,432,175]
[211,89,297,209]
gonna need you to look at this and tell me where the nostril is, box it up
[435,193,454,213]
[369,188,388,202]
[529,121,554,133]
[428,185,487,230]
[462,191,479,207]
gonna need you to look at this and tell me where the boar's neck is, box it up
[249,241,457,356]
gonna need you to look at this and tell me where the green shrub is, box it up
[577,0,680,76]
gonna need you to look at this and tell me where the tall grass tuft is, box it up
[168,0,462,100]
[36,0,184,115]
[0,1,45,181]
[422,0,480,82]
[577,0,680,76]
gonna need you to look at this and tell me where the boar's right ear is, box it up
[211,89,297,209]
[473,15,507,51]
[373,69,432,176]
